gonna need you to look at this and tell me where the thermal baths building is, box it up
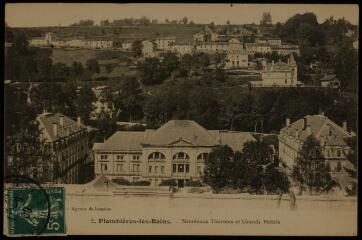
[93,120,256,186]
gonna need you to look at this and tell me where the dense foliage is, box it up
[203,141,288,194]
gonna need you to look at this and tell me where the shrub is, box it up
[188,187,205,194]
[185,180,203,187]
[131,180,151,186]
[112,177,130,185]
[159,179,177,187]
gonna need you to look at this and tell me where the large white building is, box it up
[259,54,298,86]
[93,120,256,187]
[225,39,248,68]
[279,114,354,176]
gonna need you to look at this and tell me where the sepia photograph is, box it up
[3,2,358,236]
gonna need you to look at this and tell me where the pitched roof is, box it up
[36,113,86,142]
[281,114,352,146]
[219,131,256,151]
[320,74,338,82]
[143,120,219,146]
[93,120,257,151]
[95,131,144,151]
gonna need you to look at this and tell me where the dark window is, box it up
[185,164,189,173]
[178,164,184,173]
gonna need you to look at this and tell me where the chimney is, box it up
[326,123,332,136]
[343,121,347,131]
[303,117,308,129]
[77,117,81,127]
[320,136,325,147]
[272,60,274,65]
[286,118,290,127]
[306,125,311,136]
[59,115,64,127]
[53,122,58,137]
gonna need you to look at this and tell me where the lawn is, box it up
[51,48,98,65]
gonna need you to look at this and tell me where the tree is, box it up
[162,52,180,75]
[71,61,84,81]
[5,120,52,182]
[52,62,70,81]
[203,145,236,192]
[293,135,331,194]
[131,40,142,57]
[100,19,110,26]
[138,58,168,85]
[182,17,188,24]
[240,139,276,193]
[76,85,96,124]
[86,58,100,74]
[114,78,143,122]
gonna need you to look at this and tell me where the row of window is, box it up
[100,163,141,172]
[100,154,140,161]
[149,165,165,174]
[100,152,209,161]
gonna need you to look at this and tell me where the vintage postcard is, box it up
[3,2,358,236]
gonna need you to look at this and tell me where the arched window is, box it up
[148,152,165,161]
[172,152,190,160]
[197,153,209,161]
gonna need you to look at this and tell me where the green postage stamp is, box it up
[7,187,65,236]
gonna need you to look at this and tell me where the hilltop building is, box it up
[256,54,298,86]
[93,120,256,187]
[279,114,354,176]
[29,32,113,49]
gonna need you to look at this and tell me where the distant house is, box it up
[210,32,219,41]
[258,54,298,86]
[141,40,158,58]
[154,36,176,50]
[169,41,195,56]
[29,32,54,47]
[193,33,206,42]
[279,114,354,176]
[89,38,113,49]
[195,41,229,53]
[320,74,340,89]
[245,43,272,55]
[121,40,134,51]
[90,86,114,120]
[271,44,300,56]
[256,37,281,46]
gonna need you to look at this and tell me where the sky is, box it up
[5,3,359,27]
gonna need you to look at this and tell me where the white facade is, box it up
[93,120,256,186]
[141,40,158,58]
[260,54,297,86]
[154,37,176,50]
[194,33,206,42]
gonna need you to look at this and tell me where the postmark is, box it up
[4,175,66,236]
